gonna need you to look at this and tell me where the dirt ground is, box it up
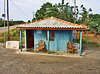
[0,43,100,74]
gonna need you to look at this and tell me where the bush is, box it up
[74,38,100,47]
[0,21,24,27]
[0,29,24,37]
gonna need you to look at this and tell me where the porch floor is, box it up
[17,48,81,57]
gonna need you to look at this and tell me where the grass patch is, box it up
[74,38,100,47]
[82,39,100,47]
[83,35,91,38]
[0,37,25,44]
[0,28,25,43]
[0,29,24,37]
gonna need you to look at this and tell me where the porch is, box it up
[17,48,82,57]
[19,29,82,56]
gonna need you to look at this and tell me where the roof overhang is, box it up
[16,27,86,30]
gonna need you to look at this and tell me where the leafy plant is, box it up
[0,21,24,27]
[87,14,100,35]
[0,29,24,37]
[34,2,74,22]
[74,38,100,47]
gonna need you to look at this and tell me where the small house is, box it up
[16,17,87,55]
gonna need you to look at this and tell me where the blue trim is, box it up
[24,29,27,49]
[20,29,22,51]
[47,30,50,53]
[80,30,82,56]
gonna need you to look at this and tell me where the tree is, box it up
[28,20,31,22]
[79,5,92,25]
[35,2,52,20]
[35,2,74,23]
[0,21,24,27]
[0,18,3,21]
[62,0,64,5]
[87,14,100,35]
[44,7,59,18]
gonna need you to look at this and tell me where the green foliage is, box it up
[0,21,24,27]
[2,14,6,17]
[0,36,25,44]
[34,1,100,35]
[34,2,93,24]
[83,39,100,47]
[89,8,92,12]
[32,18,36,21]
[0,21,5,27]
[28,20,30,22]
[78,5,92,24]
[0,29,24,37]
[35,2,74,22]
[44,7,59,17]
[87,14,100,33]
[62,0,64,5]
[0,29,25,43]
[75,38,100,47]
[35,2,52,20]
[0,18,3,21]
[83,35,91,38]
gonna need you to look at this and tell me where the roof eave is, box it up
[16,27,86,30]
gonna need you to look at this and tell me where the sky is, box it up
[0,0,100,22]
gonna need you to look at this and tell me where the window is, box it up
[46,30,54,41]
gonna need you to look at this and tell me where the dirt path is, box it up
[82,44,100,60]
[0,43,100,74]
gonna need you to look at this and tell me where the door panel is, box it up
[26,30,34,48]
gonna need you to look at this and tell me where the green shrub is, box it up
[74,38,100,47]
[83,35,91,37]
[82,39,87,44]
[0,29,25,43]
[0,29,24,37]
[0,21,24,27]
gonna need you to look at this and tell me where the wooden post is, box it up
[74,0,76,23]
[24,29,27,49]
[3,0,6,47]
[20,29,22,51]
[80,30,82,56]
[74,30,75,42]
[7,0,10,40]
[74,0,76,43]
[47,30,50,54]
[76,30,78,42]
